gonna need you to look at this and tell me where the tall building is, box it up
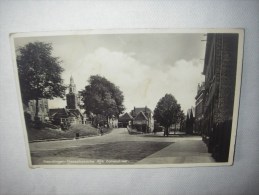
[195,82,205,135]
[66,76,79,109]
[49,76,85,126]
[202,33,238,162]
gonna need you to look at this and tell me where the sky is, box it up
[14,33,206,114]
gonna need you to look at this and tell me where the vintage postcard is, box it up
[10,29,244,168]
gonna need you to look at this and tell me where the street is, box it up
[30,128,215,165]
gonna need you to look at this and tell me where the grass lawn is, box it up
[31,141,172,164]
[27,124,100,142]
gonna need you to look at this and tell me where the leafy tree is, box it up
[17,42,66,120]
[186,112,190,133]
[178,110,185,132]
[82,75,125,126]
[189,109,195,134]
[153,94,182,136]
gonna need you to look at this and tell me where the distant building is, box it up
[23,99,49,122]
[194,82,205,134]
[202,33,238,162]
[66,76,80,109]
[49,108,84,125]
[118,112,133,128]
[130,107,154,133]
[49,76,86,125]
[108,115,118,128]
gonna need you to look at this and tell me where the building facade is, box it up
[49,108,84,126]
[194,82,205,135]
[130,107,154,133]
[118,112,133,128]
[202,33,238,162]
[107,116,118,128]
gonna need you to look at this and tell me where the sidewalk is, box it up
[137,138,215,164]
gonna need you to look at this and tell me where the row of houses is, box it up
[193,33,239,162]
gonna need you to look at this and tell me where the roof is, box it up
[68,109,83,118]
[119,112,133,121]
[134,111,148,121]
[49,108,83,119]
[49,108,68,117]
[131,107,152,117]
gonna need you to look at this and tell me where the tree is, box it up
[81,75,125,127]
[178,110,185,132]
[17,42,66,120]
[189,109,195,134]
[186,111,190,133]
[173,108,185,134]
[153,94,182,136]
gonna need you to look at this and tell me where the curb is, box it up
[29,130,113,143]
[29,134,97,143]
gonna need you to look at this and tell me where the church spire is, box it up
[70,75,74,85]
[66,75,78,109]
[69,75,76,94]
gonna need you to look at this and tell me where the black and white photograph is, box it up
[11,29,244,168]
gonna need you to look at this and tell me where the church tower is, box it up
[66,76,78,109]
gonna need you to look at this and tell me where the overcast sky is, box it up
[14,33,206,114]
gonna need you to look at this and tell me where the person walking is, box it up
[100,126,104,136]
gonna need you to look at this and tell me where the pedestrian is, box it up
[97,124,101,135]
[100,126,104,136]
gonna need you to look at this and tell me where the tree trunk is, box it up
[35,98,39,120]
[174,124,176,134]
[167,127,169,136]
[107,115,110,128]
[34,97,42,129]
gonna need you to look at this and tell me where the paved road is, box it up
[30,128,215,164]
[30,128,201,151]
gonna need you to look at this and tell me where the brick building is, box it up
[66,76,80,110]
[194,82,205,135]
[202,33,238,162]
